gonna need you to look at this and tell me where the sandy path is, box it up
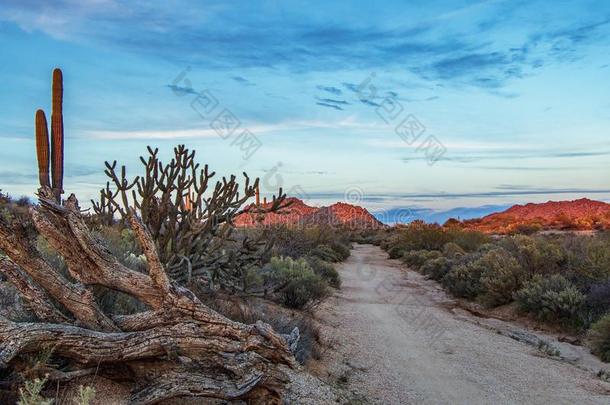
[316,244,610,405]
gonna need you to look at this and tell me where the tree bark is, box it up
[0,187,295,403]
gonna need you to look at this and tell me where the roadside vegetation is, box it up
[380,220,610,362]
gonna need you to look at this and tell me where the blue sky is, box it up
[1,0,610,222]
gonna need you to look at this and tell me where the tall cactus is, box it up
[35,109,50,188]
[51,68,64,202]
[35,68,65,203]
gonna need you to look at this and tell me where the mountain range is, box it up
[459,198,610,233]
[234,197,384,228]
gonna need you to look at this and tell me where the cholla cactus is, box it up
[35,68,64,203]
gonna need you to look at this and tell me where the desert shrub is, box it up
[18,377,52,405]
[585,281,610,322]
[446,228,490,252]
[74,385,96,405]
[271,225,351,262]
[476,243,499,253]
[442,260,484,299]
[442,242,465,259]
[500,235,566,275]
[479,249,525,307]
[510,223,542,235]
[264,313,321,364]
[587,314,610,362]
[402,250,441,269]
[564,236,610,283]
[328,240,351,261]
[420,257,452,281]
[306,257,340,288]
[95,287,147,315]
[280,272,328,309]
[36,238,68,275]
[514,274,585,325]
[352,228,384,245]
[265,257,329,309]
[311,244,343,262]
[199,292,322,364]
[382,221,451,255]
[95,227,146,272]
[387,245,406,259]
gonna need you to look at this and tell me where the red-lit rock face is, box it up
[234,198,384,228]
[460,198,610,233]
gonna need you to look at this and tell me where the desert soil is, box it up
[312,244,610,405]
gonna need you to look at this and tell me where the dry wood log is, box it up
[0,186,295,404]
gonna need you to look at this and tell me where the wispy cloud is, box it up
[316,102,344,111]
[232,76,255,86]
[316,85,343,95]
[166,84,197,96]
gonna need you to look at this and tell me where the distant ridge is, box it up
[234,197,384,228]
[458,198,610,233]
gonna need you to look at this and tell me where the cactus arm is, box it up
[51,68,64,202]
[35,109,51,188]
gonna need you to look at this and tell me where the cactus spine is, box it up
[51,68,64,202]
[35,109,50,188]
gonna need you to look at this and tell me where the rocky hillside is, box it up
[234,198,384,228]
[459,198,610,233]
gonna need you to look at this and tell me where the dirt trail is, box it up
[315,244,610,405]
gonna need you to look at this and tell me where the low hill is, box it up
[234,198,384,228]
[459,198,610,234]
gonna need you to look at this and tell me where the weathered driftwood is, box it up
[0,187,295,404]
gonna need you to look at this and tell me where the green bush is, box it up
[442,260,484,299]
[420,257,452,281]
[479,249,524,307]
[587,313,610,362]
[382,221,450,254]
[328,240,351,261]
[310,243,349,263]
[265,257,329,309]
[514,274,585,325]
[446,228,490,252]
[442,242,465,259]
[501,235,565,275]
[402,250,441,269]
[387,245,406,259]
[306,257,341,288]
[270,225,352,261]
[564,236,610,283]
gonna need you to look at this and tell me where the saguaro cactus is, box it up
[35,109,50,188]
[51,68,64,202]
[35,68,64,203]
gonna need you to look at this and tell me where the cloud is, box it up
[232,76,255,86]
[85,118,385,139]
[316,85,342,95]
[0,171,36,185]
[316,102,343,111]
[359,98,381,107]
[306,188,610,201]
[166,84,197,96]
[400,149,610,163]
[315,97,349,106]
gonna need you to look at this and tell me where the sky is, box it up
[1,0,609,223]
